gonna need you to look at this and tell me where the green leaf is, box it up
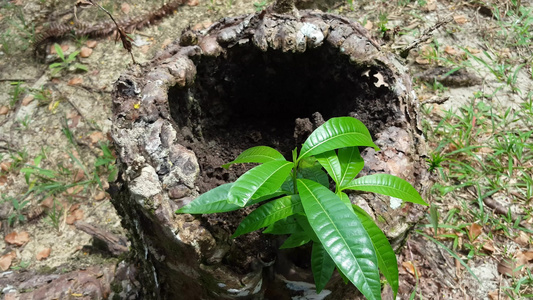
[229,160,293,206]
[297,179,381,300]
[279,231,311,249]
[343,174,428,206]
[232,195,302,238]
[312,242,336,293]
[352,205,399,297]
[429,204,439,236]
[67,50,81,62]
[294,214,319,242]
[222,146,286,169]
[338,146,364,188]
[299,161,329,188]
[177,183,241,214]
[263,216,301,235]
[315,150,342,185]
[338,192,355,213]
[74,63,88,72]
[298,117,378,161]
[54,44,64,60]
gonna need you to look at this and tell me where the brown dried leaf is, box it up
[121,2,131,14]
[425,0,436,11]
[363,20,373,30]
[415,56,430,65]
[523,251,533,261]
[68,114,81,128]
[73,169,85,182]
[86,40,98,48]
[80,46,93,58]
[0,162,10,171]
[66,185,83,195]
[69,203,81,213]
[444,45,457,55]
[0,106,9,115]
[453,15,468,24]
[94,190,107,201]
[402,261,416,275]
[467,223,483,241]
[498,255,528,277]
[22,95,34,106]
[89,131,105,145]
[482,240,495,253]
[66,215,76,225]
[0,251,16,271]
[5,231,30,246]
[514,231,529,247]
[36,248,51,261]
[41,196,55,208]
[68,77,83,86]
[487,290,499,300]
[186,0,199,6]
[73,209,84,220]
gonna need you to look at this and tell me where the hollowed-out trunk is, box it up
[110,5,429,299]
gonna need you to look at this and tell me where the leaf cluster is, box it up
[177,117,427,299]
[49,43,88,76]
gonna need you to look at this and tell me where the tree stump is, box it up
[110,3,429,299]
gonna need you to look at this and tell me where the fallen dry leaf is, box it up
[415,56,430,65]
[69,203,81,213]
[425,0,436,11]
[121,2,131,14]
[186,0,199,6]
[444,45,457,55]
[466,46,480,54]
[363,20,373,30]
[454,15,468,25]
[523,251,533,261]
[86,40,98,48]
[192,19,213,31]
[66,215,76,225]
[498,255,528,277]
[94,190,107,201]
[467,223,483,241]
[89,131,105,145]
[402,261,416,276]
[487,290,499,300]
[5,231,30,246]
[66,185,84,195]
[0,161,10,171]
[41,196,55,209]
[514,231,529,246]
[73,209,84,220]
[22,95,34,106]
[36,248,51,261]
[68,77,83,86]
[161,38,172,49]
[0,175,7,186]
[0,251,16,271]
[482,240,495,253]
[80,46,93,58]
[68,114,81,128]
[0,106,9,115]
[73,169,85,182]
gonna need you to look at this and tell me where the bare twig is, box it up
[76,0,136,64]
[400,17,453,58]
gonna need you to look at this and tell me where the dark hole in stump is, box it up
[169,43,399,194]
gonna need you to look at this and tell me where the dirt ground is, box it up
[0,0,532,299]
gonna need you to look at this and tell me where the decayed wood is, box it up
[110,1,429,298]
[74,221,128,255]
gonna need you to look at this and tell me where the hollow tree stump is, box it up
[110,3,429,299]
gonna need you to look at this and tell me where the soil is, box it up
[0,0,532,299]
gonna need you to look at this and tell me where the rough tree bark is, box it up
[110,1,429,299]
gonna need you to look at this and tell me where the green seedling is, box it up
[45,199,63,232]
[95,141,118,184]
[5,196,29,226]
[178,117,428,299]
[253,0,268,11]
[49,43,88,76]
[9,81,25,107]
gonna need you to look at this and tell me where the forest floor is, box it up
[0,0,532,299]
